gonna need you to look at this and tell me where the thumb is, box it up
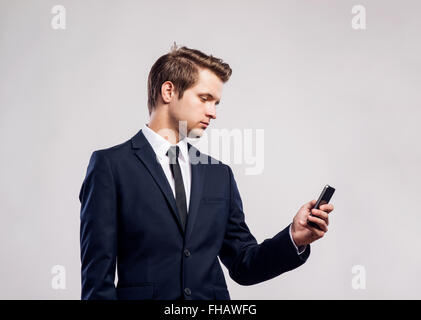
[304,199,317,210]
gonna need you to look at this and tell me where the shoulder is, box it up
[88,134,133,167]
[93,140,129,156]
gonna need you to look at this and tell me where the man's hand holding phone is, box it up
[291,185,335,247]
[290,199,334,247]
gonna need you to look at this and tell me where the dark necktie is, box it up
[166,145,188,231]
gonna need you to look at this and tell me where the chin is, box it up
[188,127,204,139]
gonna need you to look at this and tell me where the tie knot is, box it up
[166,145,180,162]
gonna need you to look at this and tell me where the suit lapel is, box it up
[185,143,207,243]
[131,129,185,235]
[131,129,208,240]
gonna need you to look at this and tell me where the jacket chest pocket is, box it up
[201,197,229,204]
[198,198,229,235]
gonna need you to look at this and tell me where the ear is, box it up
[161,81,176,104]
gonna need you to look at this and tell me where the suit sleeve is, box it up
[79,151,118,299]
[218,165,311,286]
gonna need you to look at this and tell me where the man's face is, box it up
[168,68,223,138]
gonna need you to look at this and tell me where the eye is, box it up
[200,96,207,102]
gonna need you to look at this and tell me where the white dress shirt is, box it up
[141,123,306,254]
[142,123,191,212]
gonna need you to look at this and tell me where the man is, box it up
[79,45,334,300]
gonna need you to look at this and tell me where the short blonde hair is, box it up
[147,43,232,115]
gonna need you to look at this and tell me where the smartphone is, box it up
[307,185,335,230]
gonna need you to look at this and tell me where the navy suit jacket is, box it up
[79,128,310,300]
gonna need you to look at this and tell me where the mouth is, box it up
[200,121,209,128]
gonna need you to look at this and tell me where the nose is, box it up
[206,103,217,120]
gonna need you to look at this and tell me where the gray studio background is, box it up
[1,0,420,299]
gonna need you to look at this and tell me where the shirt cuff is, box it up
[289,224,307,255]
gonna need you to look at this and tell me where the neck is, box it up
[147,109,184,145]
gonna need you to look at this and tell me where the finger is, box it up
[320,204,334,213]
[300,219,319,232]
[304,219,326,237]
[311,209,329,225]
[312,227,326,239]
[304,199,317,210]
[308,214,328,232]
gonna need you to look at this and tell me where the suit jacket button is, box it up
[184,249,191,257]
[184,288,191,296]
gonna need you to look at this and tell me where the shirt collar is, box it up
[142,123,189,162]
